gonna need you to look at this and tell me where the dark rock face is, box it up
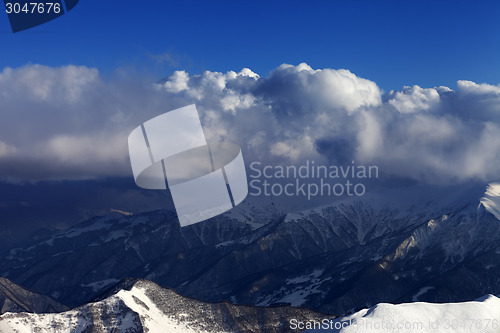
[0,277,68,314]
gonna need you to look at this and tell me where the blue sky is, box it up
[1,0,500,91]
[2,0,500,185]
[1,0,500,226]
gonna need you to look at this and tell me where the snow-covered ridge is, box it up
[307,295,500,332]
[480,182,500,221]
[0,279,330,333]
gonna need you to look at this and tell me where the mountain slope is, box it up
[306,294,500,332]
[0,279,330,333]
[0,277,68,314]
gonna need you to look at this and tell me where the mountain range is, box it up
[0,278,330,332]
[0,183,499,324]
[0,276,498,332]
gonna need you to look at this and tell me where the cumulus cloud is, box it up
[0,64,177,180]
[1,62,500,184]
[387,85,440,113]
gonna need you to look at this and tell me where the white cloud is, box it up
[1,63,500,184]
[0,64,173,180]
[0,141,16,157]
[356,110,383,160]
[163,70,189,93]
[270,135,315,161]
[0,65,98,102]
[457,80,500,95]
[388,85,440,113]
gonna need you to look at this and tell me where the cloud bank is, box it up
[1,63,500,184]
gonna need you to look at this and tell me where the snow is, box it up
[480,182,500,221]
[116,285,213,333]
[286,269,323,284]
[412,287,435,302]
[307,295,500,332]
[52,250,74,257]
[257,270,329,307]
[81,279,120,293]
[222,201,283,229]
[0,297,138,333]
[277,289,312,307]
[0,283,214,333]
[42,215,151,246]
[89,230,131,246]
[61,215,117,238]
